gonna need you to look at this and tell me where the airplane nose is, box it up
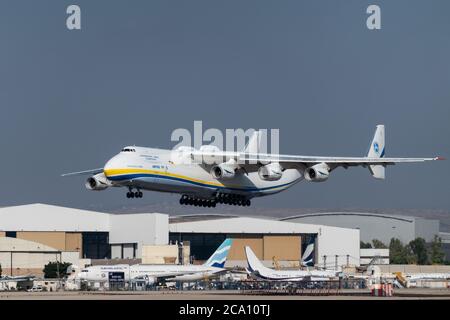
[103,155,122,176]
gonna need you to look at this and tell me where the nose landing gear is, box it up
[126,188,143,199]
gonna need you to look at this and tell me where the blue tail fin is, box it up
[203,239,233,268]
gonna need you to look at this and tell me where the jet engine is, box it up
[304,163,330,182]
[85,173,110,190]
[211,163,235,179]
[258,163,283,181]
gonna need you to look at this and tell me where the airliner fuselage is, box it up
[63,126,441,207]
[94,146,303,207]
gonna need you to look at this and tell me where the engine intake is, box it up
[304,163,330,182]
[258,163,283,181]
[211,163,235,179]
[85,173,109,190]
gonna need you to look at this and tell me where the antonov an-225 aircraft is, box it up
[63,125,443,207]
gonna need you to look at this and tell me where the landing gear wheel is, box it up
[126,192,131,198]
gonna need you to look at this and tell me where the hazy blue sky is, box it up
[0,1,448,211]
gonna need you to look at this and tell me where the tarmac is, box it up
[1,289,450,300]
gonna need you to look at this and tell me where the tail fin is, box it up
[301,238,315,267]
[244,246,270,274]
[203,238,233,268]
[367,125,385,179]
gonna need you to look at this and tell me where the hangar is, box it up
[0,204,361,277]
[281,212,441,245]
[169,214,360,269]
[0,203,167,261]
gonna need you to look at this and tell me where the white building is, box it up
[1,204,361,275]
[169,215,361,269]
[0,203,168,262]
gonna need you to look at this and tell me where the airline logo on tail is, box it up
[301,238,315,267]
[204,238,233,268]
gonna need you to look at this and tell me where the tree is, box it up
[360,241,372,249]
[429,235,445,264]
[409,237,429,265]
[389,238,409,264]
[42,262,72,279]
[372,239,388,249]
[404,244,418,264]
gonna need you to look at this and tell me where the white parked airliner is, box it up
[76,239,233,284]
[244,246,337,281]
[63,125,443,207]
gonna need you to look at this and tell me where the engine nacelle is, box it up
[85,173,110,190]
[211,163,235,179]
[258,163,283,181]
[304,163,330,182]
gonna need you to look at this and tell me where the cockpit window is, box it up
[121,148,136,152]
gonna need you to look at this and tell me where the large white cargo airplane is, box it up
[63,125,443,207]
[244,246,337,281]
[75,239,233,284]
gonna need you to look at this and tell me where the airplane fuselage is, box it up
[77,264,225,283]
[102,146,303,200]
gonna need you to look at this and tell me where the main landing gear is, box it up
[179,195,216,207]
[126,188,143,199]
[179,193,251,207]
[216,193,251,206]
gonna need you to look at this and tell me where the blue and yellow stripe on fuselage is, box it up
[103,168,299,194]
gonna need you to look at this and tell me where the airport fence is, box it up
[69,278,367,293]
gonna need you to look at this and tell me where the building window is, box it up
[82,232,110,259]
[169,233,226,260]
[5,231,17,238]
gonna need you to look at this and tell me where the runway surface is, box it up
[1,289,450,300]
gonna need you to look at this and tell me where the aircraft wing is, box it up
[189,125,444,180]
[61,168,104,177]
[239,153,443,166]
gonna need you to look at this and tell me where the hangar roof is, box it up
[169,216,357,234]
[0,203,110,232]
[280,212,417,223]
[169,214,238,224]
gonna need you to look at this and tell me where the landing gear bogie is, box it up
[179,193,250,208]
[126,188,143,199]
